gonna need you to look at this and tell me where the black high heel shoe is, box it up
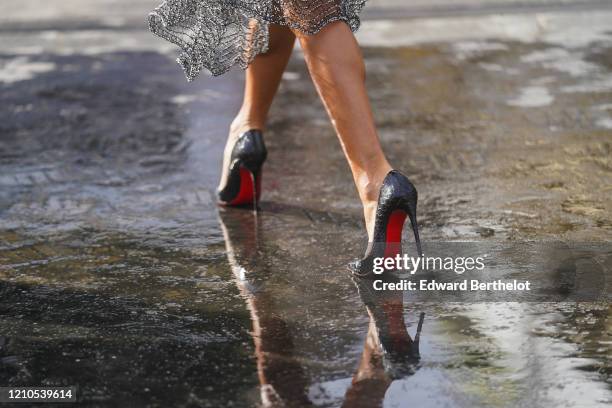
[217,130,267,211]
[349,170,423,277]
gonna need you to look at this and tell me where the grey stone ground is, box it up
[0,1,611,407]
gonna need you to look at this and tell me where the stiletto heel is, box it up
[412,312,425,356]
[349,170,423,277]
[247,170,257,213]
[218,130,267,210]
[405,202,423,258]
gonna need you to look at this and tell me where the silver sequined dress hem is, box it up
[148,0,368,81]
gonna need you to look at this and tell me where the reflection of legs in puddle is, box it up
[344,277,424,406]
[219,210,313,407]
[342,319,392,408]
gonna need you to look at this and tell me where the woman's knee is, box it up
[296,22,365,79]
[294,20,349,47]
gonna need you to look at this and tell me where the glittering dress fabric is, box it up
[148,0,368,80]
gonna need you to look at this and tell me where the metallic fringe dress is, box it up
[148,0,368,81]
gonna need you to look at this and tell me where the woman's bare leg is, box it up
[342,320,392,408]
[293,22,392,240]
[219,24,296,191]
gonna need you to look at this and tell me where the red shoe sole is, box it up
[384,209,407,258]
[228,167,261,206]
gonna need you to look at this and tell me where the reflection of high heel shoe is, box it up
[352,274,424,379]
[217,130,267,211]
[350,170,423,277]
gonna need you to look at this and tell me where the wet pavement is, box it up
[1,1,611,407]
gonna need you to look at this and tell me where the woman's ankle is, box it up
[230,111,265,137]
[357,163,393,240]
[356,164,393,204]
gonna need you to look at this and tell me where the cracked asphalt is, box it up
[0,1,610,407]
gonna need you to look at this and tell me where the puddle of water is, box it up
[1,14,611,408]
[521,47,601,77]
[561,75,612,93]
[452,41,509,60]
[357,10,612,48]
[595,118,612,129]
[507,85,554,107]
[0,56,56,83]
